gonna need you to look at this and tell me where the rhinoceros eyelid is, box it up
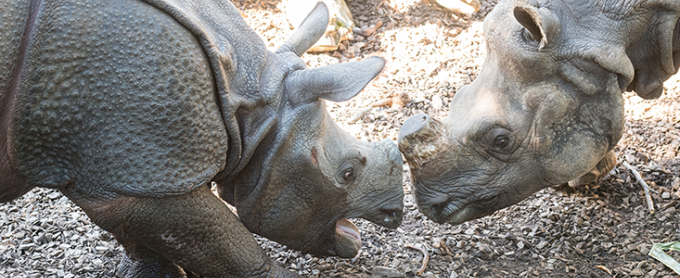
[480,127,518,160]
[485,128,512,146]
[473,119,509,139]
[335,159,362,186]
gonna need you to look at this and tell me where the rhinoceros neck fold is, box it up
[622,6,680,99]
[559,0,680,99]
[0,0,36,202]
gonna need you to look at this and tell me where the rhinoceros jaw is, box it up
[335,219,361,242]
[448,207,475,224]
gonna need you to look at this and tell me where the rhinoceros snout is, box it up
[352,139,404,229]
[359,200,403,229]
[378,208,403,229]
[376,139,402,163]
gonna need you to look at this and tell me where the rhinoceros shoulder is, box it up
[9,0,228,197]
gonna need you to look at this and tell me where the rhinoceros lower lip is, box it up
[447,206,476,224]
[335,219,361,242]
[442,196,499,224]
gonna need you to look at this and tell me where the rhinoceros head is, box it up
[217,3,404,258]
[397,0,648,224]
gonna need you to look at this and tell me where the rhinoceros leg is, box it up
[115,245,187,278]
[63,184,297,278]
[567,150,617,187]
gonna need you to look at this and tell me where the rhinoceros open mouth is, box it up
[335,219,361,242]
[332,219,362,258]
[328,209,402,257]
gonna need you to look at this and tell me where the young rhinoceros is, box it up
[0,0,404,277]
[398,0,680,224]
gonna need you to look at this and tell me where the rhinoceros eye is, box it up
[483,127,514,155]
[494,135,510,149]
[336,160,360,186]
[343,169,354,181]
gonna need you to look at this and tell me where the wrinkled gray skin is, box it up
[399,0,680,225]
[0,0,404,277]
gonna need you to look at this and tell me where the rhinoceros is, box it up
[0,0,405,277]
[398,0,680,224]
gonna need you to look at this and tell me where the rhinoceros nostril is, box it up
[378,209,403,229]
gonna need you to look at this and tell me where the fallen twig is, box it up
[351,250,361,264]
[661,200,677,211]
[406,244,429,276]
[375,0,387,9]
[622,161,655,214]
[371,92,410,108]
[433,0,480,15]
[596,265,612,275]
[359,18,384,37]
[348,107,372,123]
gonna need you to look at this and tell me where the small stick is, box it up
[622,161,655,214]
[406,245,429,276]
[370,98,393,108]
[371,92,410,108]
[348,107,372,123]
[376,0,387,9]
[362,19,383,37]
[596,265,612,275]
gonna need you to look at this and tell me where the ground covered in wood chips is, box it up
[2,0,680,277]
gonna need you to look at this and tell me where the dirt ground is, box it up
[2,0,680,277]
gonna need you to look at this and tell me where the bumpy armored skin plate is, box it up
[9,0,229,197]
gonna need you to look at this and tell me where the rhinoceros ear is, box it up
[285,57,386,104]
[513,4,560,50]
[276,2,329,56]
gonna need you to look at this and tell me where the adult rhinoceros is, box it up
[398,0,680,224]
[0,0,404,277]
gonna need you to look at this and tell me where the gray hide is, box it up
[0,0,404,277]
[398,0,680,224]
